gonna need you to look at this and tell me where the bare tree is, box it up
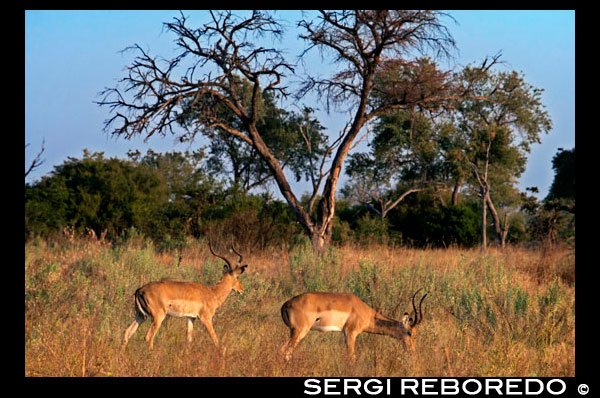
[98,10,494,252]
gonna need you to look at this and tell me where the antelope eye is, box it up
[407,331,412,337]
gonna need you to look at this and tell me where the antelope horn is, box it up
[231,241,243,264]
[208,238,233,271]
[410,288,424,327]
[417,291,429,326]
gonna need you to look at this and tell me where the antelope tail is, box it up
[280,302,291,328]
[134,288,151,319]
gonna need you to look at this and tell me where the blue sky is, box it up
[25,10,574,199]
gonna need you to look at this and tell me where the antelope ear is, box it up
[223,264,231,274]
[237,265,248,274]
[401,312,410,328]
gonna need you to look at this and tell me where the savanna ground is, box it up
[25,232,574,377]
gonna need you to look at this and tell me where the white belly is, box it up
[310,310,349,332]
[167,309,197,318]
[167,299,200,318]
[311,325,342,332]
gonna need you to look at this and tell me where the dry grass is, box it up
[25,234,575,377]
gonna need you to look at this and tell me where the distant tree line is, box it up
[25,145,574,250]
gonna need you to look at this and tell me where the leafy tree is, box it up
[521,148,575,246]
[129,149,222,242]
[546,147,575,202]
[25,148,302,249]
[449,68,552,249]
[386,192,480,247]
[344,108,449,219]
[25,150,168,239]
[25,171,70,238]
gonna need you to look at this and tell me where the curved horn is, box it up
[208,238,233,271]
[231,242,243,264]
[410,288,424,327]
[416,291,429,326]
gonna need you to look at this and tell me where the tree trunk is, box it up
[310,194,337,253]
[307,102,369,252]
[501,214,509,248]
[481,190,487,252]
[485,192,507,248]
[451,178,462,206]
[244,124,319,244]
[310,227,331,254]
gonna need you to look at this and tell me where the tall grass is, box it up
[25,233,574,377]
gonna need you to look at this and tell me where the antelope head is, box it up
[400,288,429,351]
[208,239,248,294]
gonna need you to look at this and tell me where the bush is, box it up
[288,239,341,292]
[354,215,390,245]
[389,196,480,247]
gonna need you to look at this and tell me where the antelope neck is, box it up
[211,273,237,305]
[369,314,402,337]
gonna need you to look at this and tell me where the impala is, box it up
[121,240,248,351]
[280,288,428,361]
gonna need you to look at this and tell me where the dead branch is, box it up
[25,138,45,178]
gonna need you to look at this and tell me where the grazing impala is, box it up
[121,240,248,351]
[280,288,428,361]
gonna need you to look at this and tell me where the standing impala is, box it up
[121,239,248,351]
[280,288,428,362]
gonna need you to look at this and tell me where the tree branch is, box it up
[25,138,45,178]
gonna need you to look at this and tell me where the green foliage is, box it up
[25,140,571,249]
[180,77,329,193]
[519,148,574,246]
[354,215,391,245]
[25,150,168,239]
[387,193,480,247]
[24,149,300,250]
[546,148,575,202]
[347,260,391,309]
[132,149,222,246]
[201,190,300,251]
[330,217,353,245]
[344,109,446,219]
[288,239,341,292]
[25,173,70,236]
[342,67,555,248]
